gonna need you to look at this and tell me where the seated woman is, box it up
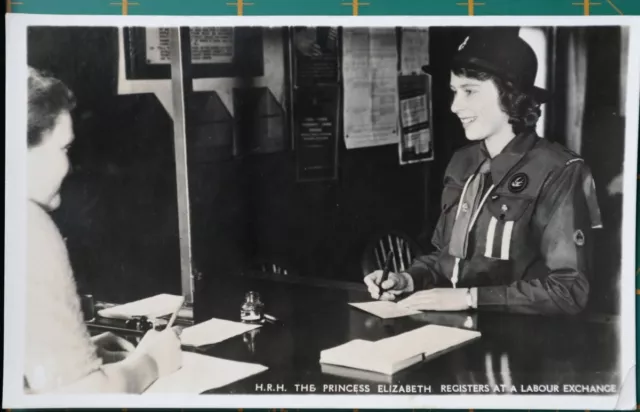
[25,67,182,393]
[365,29,602,315]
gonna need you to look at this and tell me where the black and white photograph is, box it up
[4,14,639,410]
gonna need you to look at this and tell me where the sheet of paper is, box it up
[145,352,268,394]
[401,28,430,75]
[97,294,183,320]
[342,28,399,149]
[349,301,421,319]
[180,317,261,347]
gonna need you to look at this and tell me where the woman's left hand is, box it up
[91,331,135,364]
[397,288,470,312]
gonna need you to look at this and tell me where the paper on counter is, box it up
[349,301,421,319]
[97,294,184,320]
[180,318,261,347]
[145,351,268,394]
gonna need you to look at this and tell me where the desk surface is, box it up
[192,274,620,395]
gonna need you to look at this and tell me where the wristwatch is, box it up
[465,288,473,309]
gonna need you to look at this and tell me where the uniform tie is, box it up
[449,160,493,287]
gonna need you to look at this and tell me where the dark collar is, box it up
[464,130,539,186]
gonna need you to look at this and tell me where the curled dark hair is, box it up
[28,67,76,149]
[452,67,541,135]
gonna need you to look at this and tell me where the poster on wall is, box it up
[291,27,341,181]
[398,74,434,165]
[145,27,234,65]
[294,86,340,182]
[342,27,400,150]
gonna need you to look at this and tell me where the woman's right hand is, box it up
[135,329,182,378]
[364,270,413,301]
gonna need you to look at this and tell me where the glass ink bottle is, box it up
[240,291,264,323]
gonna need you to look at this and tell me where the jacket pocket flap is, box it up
[486,194,533,221]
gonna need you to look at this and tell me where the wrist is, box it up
[131,352,160,384]
[400,272,414,293]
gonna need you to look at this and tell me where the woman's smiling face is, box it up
[449,71,512,142]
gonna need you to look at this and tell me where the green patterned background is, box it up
[5,0,640,15]
[6,0,639,410]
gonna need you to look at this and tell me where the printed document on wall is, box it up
[342,28,399,150]
[401,28,430,75]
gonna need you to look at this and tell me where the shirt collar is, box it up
[466,130,539,186]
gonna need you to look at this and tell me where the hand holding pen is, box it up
[363,252,411,301]
[135,298,184,377]
[378,251,394,292]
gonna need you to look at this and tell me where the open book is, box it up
[320,324,481,375]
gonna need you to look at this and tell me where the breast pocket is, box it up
[482,194,533,261]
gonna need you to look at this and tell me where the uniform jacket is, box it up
[407,131,602,315]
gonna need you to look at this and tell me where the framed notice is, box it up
[294,86,340,182]
[398,74,434,165]
[123,26,264,79]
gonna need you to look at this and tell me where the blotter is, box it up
[145,351,268,394]
[180,317,261,347]
[97,294,184,320]
[349,301,421,319]
[320,324,481,375]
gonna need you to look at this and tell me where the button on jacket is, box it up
[407,131,602,315]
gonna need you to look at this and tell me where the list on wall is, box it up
[342,27,400,150]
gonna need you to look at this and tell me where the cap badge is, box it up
[458,36,470,51]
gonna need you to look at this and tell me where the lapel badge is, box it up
[461,202,470,213]
[508,173,528,193]
[573,229,585,246]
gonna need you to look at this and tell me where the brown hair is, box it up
[28,67,76,148]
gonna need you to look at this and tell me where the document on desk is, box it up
[97,294,184,320]
[349,301,422,319]
[145,351,268,394]
[320,325,481,375]
[180,317,261,347]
